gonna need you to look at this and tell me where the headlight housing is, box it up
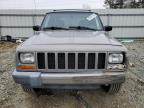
[108,53,123,64]
[19,52,35,64]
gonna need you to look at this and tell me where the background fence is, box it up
[0,9,144,39]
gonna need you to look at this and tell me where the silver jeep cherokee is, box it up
[12,10,128,94]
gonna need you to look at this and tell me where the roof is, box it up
[53,9,91,12]
[46,9,96,14]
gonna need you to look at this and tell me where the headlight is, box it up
[19,52,35,64]
[108,53,123,64]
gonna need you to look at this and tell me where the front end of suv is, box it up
[12,10,128,94]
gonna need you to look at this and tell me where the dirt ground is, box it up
[0,40,144,108]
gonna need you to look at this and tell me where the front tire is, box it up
[101,83,122,94]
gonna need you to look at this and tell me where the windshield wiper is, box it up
[42,27,68,30]
[69,26,97,31]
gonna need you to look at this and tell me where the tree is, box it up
[104,0,144,8]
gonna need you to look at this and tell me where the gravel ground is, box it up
[0,41,144,108]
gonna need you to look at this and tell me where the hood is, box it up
[23,31,122,46]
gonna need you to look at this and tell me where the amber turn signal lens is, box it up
[16,65,36,70]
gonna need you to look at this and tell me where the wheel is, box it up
[21,86,34,93]
[101,83,122,94]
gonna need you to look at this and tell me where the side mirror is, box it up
[33,25,40,31]
[104,26,112,31]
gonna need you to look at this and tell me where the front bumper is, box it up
[12,70,125,89]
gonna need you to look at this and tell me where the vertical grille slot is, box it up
[78,53,85,69]
[37,53,45,69]
[48,53,55,69]
[58,53,65,69]
[98,53,106,69]
[88,53,95,69]
[68,53,75,69]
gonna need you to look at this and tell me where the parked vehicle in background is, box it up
[12,9,128,95]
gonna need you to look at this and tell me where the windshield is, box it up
[41,12,103,31]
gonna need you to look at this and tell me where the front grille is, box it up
[37,52,106,71]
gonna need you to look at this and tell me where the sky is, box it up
[0,0,105,9]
